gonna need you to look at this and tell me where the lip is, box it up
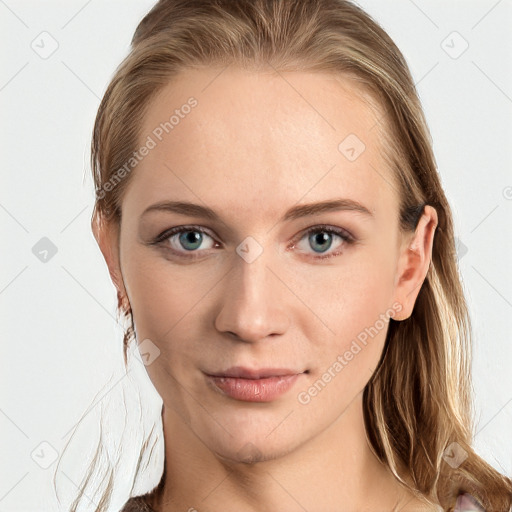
[204,366,306,402]
[207,366,303,379]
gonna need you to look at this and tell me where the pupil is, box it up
[180,231,202,250]
[310,232,332,253]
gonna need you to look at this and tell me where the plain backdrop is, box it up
[1,0,511,510]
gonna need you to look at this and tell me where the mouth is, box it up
[203,366,309,402]
[206,366,308,379]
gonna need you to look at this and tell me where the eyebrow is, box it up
[141,198,374,222]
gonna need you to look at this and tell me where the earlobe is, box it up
[392,205,438,321]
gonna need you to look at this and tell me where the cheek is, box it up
[121,252,219,400]
[121,243,213,340]
[294,247,397,386]
[292,245,396,336]
[295,274,393,413]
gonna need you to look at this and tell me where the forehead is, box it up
[125,67,398,224]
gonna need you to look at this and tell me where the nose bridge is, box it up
[214,236,289,342]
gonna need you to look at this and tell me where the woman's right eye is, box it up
[154,226,218,257]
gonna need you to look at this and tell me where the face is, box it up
[96,67,435,464]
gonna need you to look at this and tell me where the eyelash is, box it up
[151,224,355,261]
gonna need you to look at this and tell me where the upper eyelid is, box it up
[153,225,214,243]
[298,224,353,240]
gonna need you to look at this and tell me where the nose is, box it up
[214,244,290,343]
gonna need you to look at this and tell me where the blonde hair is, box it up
[60,0,512,510]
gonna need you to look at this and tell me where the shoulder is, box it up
[394,495,442,511]
[120,496,156,512]
[454,493,486,512]
[398,493,486,512]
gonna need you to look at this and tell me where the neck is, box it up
[150,391,411,512]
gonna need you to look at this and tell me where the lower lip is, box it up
[205,373,302,402]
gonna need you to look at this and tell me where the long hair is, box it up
[57,1,512,510]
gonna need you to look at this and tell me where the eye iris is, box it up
[309,231,332,253]
[179,231,203,250]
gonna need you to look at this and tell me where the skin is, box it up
[93,67,439,511]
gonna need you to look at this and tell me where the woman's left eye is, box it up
[293,225,354,260]
[153,224,354,260]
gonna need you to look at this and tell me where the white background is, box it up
[1,0,511,510]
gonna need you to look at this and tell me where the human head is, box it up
[88,1,512,510]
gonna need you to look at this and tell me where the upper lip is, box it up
[205,366,305,379]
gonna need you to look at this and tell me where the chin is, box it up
[201,414,307,466]
[213,437,298,466]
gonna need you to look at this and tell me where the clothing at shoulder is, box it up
[120,496,156,512]
[119,493,485,512]
[454,493,486,512]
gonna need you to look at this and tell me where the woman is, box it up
[73,0,512,510]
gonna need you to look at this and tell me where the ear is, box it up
[91,211,129,311]
[391,205,438,321]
